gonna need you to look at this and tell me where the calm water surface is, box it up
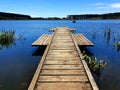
[0,20,120,90]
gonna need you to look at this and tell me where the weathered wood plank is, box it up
[79,34,88,45]
[46,57,80,61]
[46,55,79,58]
[80,34,94,45]
[32,34,52,46]
[40,70,85,75]
[43,35,51,45]
[32,33,93,46]
[73,34,94,46]
[44,60,81,65]
[35,83,91,90]
[42,65,83,70]
[38,76,88,82]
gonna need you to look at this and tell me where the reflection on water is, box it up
[92,31,97,40]
[104,26,111,45]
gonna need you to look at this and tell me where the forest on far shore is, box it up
[0,12,120,20]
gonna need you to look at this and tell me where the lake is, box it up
[0,20,120,90]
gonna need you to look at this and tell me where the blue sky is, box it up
[0,0,120,17]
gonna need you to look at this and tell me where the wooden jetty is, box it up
[32,34,93,46]
[29,26,98,90]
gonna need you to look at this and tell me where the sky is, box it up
[0,0,120,18]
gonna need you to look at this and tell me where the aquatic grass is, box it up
[114,41,120,51]
[103,26,120,51]
[0,30,15,42]
[0,30,16,48]
[0,29,25,48]
[92,31,97,40]
[82,51,107,77]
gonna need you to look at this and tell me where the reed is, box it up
[114,41,120,50]
[83,51,107,76]
[0,30,16,48]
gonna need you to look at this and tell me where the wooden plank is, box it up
[52,39,72,41]
[73,34,94,46]
[79,34,90,45]
[53,37,71,40]
[42,65,83,70]
[50,47,76,50]
[46,57,80,61]
[40,70,85,75]
[47,54,78,58]
[51,43,74,45]
[50,44,75,47]
[76,34,87,45]
[35,83,91,90]
[44,60,81,65]
[48,50,77,55]
[32,34,44,46]
[38,76,88,82]
[39,34,47,45]
[50,44,75,49]
[80,34,94,45]
[43,35,51,45]
[46,54,78,58]
[73,34,78,44]
[75,34,84,45]
[48,49,76,53]
[46,35,51,45]
[32,34,53,46]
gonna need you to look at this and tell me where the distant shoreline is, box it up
[0,12,120,20]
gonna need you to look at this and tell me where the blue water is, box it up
[0,20,120,90]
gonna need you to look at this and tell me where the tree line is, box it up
[67,12,120,20]
[0,12,120,20]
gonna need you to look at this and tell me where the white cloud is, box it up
[97,7,109,9]
[91,3,104,6]
[110,3,120,8]
[91,2,120,9]
[95,3,104,5]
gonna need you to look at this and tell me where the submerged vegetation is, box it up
[82,50,107,77]
[91,25,120,52]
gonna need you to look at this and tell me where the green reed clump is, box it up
[0,30,16,48]
[114,41,120,50]
[82,51,107,76]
